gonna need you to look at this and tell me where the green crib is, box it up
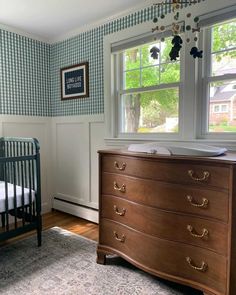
[0,137,42,246]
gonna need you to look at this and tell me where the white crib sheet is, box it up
[0,181,35,213]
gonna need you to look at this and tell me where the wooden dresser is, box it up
[97,149,236,295]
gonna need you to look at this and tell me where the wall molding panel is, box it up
[0,114,106,221]
[51,114,105,222]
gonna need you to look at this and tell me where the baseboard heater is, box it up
[52,197,98,224]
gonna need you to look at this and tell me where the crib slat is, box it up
[32,153,36,218]
[21,159,25,226]
[16,141,20,187]
[28,142,32,222]
[13,162,17,228]
[4,162,9,231]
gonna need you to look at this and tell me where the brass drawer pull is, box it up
[114,205,126,216]
[186,257,208,272]
[114,161,126,171]
[188,170,210,182]
[113,181,126,193]
[187,195,209,208]
[187,225,209,239]
[113,231,126,243]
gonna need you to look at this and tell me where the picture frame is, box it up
[60,62,89,100]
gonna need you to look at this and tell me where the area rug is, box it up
[0,227,202,295]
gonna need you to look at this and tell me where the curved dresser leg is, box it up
[96,251,106,265]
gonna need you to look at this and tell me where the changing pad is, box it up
[0,181,35,213]
[128,142,227,157]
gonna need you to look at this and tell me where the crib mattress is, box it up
[0,181,35,213]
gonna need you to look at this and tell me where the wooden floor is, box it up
[0,210,98,246]
[43,210,98,241]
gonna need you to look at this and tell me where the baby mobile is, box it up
[150,0,203,61]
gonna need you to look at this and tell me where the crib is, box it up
[0,137,42,246]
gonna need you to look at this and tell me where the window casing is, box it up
[200,17,236,136]
[105,2,236,142]
[114,35,183,138]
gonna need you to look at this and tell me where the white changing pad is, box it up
[128,142,227,157]
[0,181,35,213]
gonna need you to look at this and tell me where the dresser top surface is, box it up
[98,149,236,164]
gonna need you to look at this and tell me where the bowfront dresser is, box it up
[97,149,236,295]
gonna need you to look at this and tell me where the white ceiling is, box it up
[0,0,147,42]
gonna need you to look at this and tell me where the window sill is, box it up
[104,137,236,151]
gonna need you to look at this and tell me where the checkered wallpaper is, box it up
[0,1,205,117]
[0,29,51,116]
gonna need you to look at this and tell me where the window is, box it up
[117,37,181,134]
[221,104,228,113]
[213,104,228,113]
[104,2,236,142]
[203,19,236,133]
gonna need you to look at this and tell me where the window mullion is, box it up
[199,27,212,138]
[118,53,124,135]
[207,74,236,83]
[119,82,181,95]
[159,41,161,84]
[181,17,198,140]
[212,46,236,55]
[139,48,142,87]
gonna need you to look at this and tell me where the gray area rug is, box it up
[0,227,202,295]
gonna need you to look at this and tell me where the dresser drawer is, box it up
[101,155,230,189]
[102,173,229,222]
[101,195,228,255]
[100,219,227,295]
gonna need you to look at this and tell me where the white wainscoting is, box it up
[0,114,110,223]
[51,114,106,223]
[0,115,52,213]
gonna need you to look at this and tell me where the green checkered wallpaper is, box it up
[0,29,51,116]
[0,1,205,117]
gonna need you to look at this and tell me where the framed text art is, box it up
[61,62,89,100]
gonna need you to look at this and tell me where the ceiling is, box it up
[0,0,147,42]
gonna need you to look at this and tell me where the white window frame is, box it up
[116,36,182,137]
[197,7,236,139]
[104,0,236,145]
[104,15,190,141]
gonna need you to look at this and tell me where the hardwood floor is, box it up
[0,210,98,246]
[43,210,98,241]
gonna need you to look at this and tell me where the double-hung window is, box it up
[105,2,236,142]
[202,18,236,134]
[114,35,182,136]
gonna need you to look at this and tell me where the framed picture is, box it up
[61,62,89,100]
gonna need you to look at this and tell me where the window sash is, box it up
[117,83,181,135]
[118,82,181,96]
[198,19,236,137]
[119,39,181,92]
[117,38,182,135]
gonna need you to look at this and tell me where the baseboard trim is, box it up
[52,198,98,224]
